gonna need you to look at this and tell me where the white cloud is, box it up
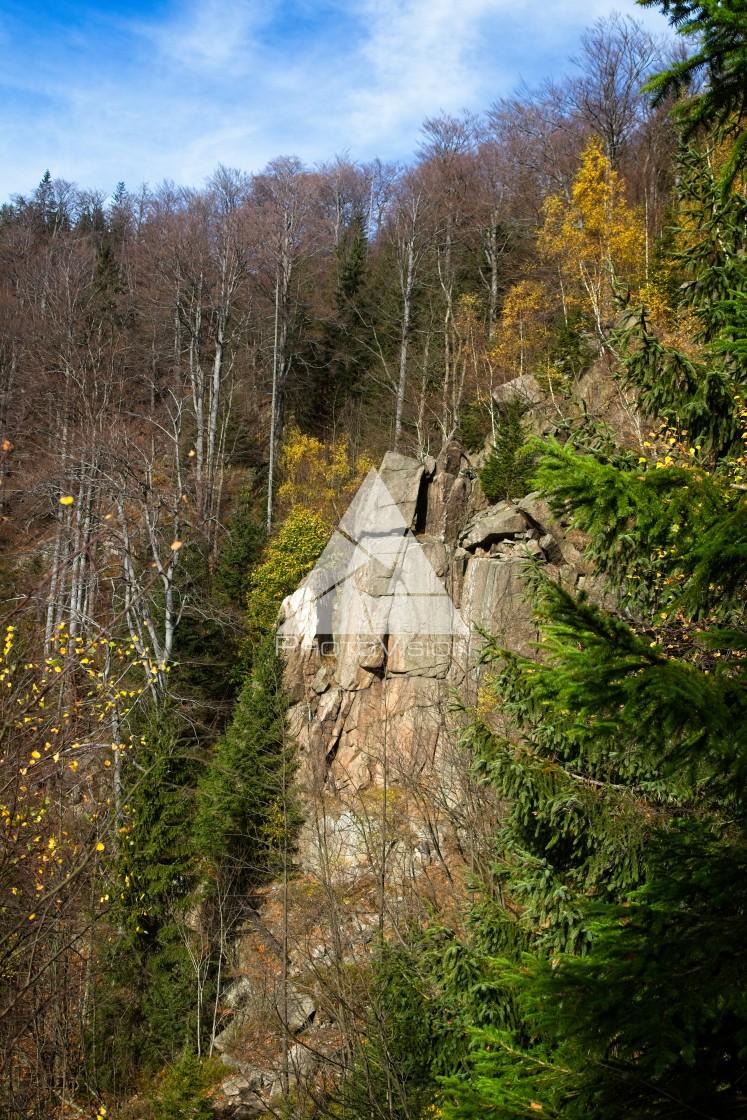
[0,0,674,201]
[139,0,275,75]
[341,0,508,144]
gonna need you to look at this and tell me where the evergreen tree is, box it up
[154,1051,223,1120]
[338,931,512,1120]
[439,20,747,1115]
[479,402,535,503]
[641,0,747,192]
[193,637,301,896]
[294,209,375,434]
[615,136,747,461]
[213,485,266,611]
[33,169,66,234]
[89,711,212,1088]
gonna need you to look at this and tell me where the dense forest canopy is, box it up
[1,2,746,1118]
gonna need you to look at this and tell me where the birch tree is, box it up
[390,183,426,448]
[417,113,481,444]
[251,157,317,526]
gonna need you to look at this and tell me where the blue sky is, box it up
[0,0,672,204]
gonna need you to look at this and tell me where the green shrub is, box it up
[245,507,330,645]
[155,1053,223,1120]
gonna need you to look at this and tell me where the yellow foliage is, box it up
[638,275,675,332]
[454,292,482,336]
[246,507,332,641]
[487,280,551,381]
[277,425,375,523]
[0,623,146,934]
[539,138,646,335]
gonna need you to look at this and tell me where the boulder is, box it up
[516,493,590,571]
[516,492,554,533]
[222,977,253,1011]
[277,988,316,1033]
[492,373,544,409]
[214,1074,264,1119]
[310,667,329,694]
[288,1040,320,1078]
[214,1010,250,1053]
[459,503,529,550]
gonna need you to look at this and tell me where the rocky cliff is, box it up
[213,433,599,1117]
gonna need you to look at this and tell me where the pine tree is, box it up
[89,710,210,1087]
[193,637,301,896]
[479,402,535,502]
[641,0,747,193]
[443,442,747,1114]
[439,20,747,1116]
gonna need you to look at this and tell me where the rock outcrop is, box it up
[213,446,596,1117]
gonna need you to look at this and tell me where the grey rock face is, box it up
[461,557,539,657]
[423,441,472,543]
[492,373,544,408]
[378,451,425,529]
[216,449,596,1113]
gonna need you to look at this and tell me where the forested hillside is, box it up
[1,1,746,1117]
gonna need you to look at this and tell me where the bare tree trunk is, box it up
[267,265,281,528]
[394,236,415,448]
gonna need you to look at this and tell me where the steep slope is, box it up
[213,437,598,1117]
